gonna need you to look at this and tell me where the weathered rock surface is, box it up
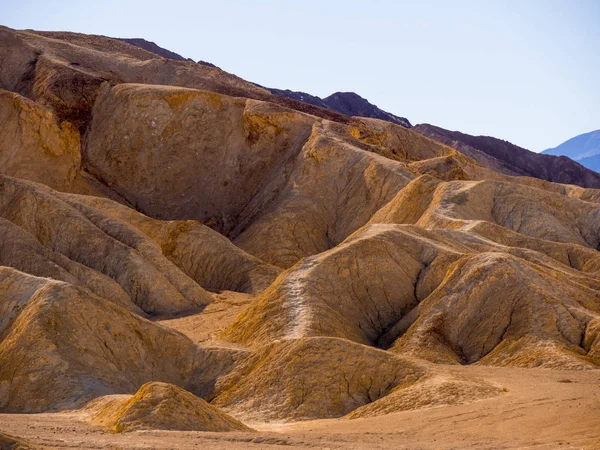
[84,382,251,432]
[0,90,80,189]
[0,88,111,199]
[0,267,191,412]
[0,175,213,315]
[83,83,424,268]
[348,373,501,418]
[0,266,247,413]
[212,337,424,421]
[370,175,600,250]
[83,84,314,232]
[225,222,600,369]
[0,24,599,428]
[70,194,281,294]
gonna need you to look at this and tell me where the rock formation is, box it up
[84,382,252,432]
[212,337,425,421]
[0,24,598,433]
[348,373,501,418]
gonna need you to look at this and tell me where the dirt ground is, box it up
[1,363,598,449]
[155,290,254,349]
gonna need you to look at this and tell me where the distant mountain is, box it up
[266,88,412,128]
[542,129,600,172]
[577,154,600,173]
[325,92,412,128]
[266,88,330,109]
[414,124,600,188]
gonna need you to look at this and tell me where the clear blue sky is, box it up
[2,0,599,151]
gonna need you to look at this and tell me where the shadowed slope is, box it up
[212,337,425,422]
[69,194,281,294]
[224,222,600,369]
[0,175,212,315]
[0,268,197,412]
[0,174,279,319]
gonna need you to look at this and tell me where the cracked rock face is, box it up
[0,25,598,426]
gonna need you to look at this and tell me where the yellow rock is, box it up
[84,382,252,432]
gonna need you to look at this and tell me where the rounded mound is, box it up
[85,382,252,433]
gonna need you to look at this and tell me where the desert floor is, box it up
[1,363,598,450]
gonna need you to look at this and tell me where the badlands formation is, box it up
[0,25,599,449]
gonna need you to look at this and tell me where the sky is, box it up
[2,0,599,151]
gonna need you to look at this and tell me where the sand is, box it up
[0,364,598,449]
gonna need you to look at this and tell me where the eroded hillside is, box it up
[0,25,598,443]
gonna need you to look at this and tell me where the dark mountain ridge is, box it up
[414,124,600,188]
[267,87,412,128]
[117,37,217,67]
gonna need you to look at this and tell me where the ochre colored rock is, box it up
[0,24,599,428]
[0,90,80,189]
[212,337,424,421]
[0,175,212,315]
[224,224,600,369]
[84,382,252,432]
[348,373,502,418]
[70,194,281,294]
[0,266,245,413]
